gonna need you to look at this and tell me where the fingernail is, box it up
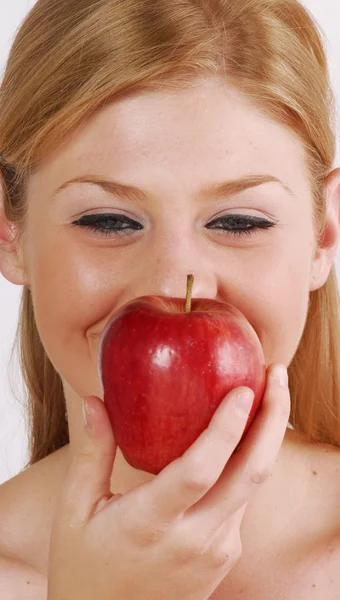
[234,390,254,414]
[271,365,288,387]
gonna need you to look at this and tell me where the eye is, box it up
[71,212,278,239]
[206,214,278,237]
[71,213,143,237]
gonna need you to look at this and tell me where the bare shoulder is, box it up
[0,468,48,599]
[0,445,70,587]
[0,553,47,600]
[282,429,340,533]
[228,431,340,599]
[279,433,340,595]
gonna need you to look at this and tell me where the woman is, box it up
[0,0,340,597]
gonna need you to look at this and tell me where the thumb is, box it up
[59,395,119,525]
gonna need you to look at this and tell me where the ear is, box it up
[0,170,30,286]
[310,167,340,292]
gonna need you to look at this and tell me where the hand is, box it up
[47,363,290,600]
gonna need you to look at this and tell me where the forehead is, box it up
[30,78,310,199]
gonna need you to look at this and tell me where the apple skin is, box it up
[98,296,266,475]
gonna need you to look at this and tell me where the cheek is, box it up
[244,249,312,366]
[27,240,129,397]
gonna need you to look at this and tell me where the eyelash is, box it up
[71,213,277,238]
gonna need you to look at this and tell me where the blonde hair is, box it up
[1,0,340,469]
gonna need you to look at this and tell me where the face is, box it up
[1,77,340,447]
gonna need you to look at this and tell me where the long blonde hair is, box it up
[1,0,339,469]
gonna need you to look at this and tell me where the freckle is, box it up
[312,583,316,587]
[26,581,31,584]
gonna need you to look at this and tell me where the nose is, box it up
[124,236,219,302]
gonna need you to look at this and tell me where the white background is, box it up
[1,0,340,484]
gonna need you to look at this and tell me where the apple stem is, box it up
[185,274,194,312]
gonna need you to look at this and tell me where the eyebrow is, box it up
[51,173,296,204]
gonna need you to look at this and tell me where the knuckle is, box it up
[176,537,205,565]
[122,494,166,548]
[133,524,165,548]
[169,520,211,566]
[210,547,231,570]
[123,509,165,548]
[180,463,213,495]
[210,537,242,570]
[250,464,273,486]
[74,449,94,464]
[217,427,241,447]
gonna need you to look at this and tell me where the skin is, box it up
[1,76,340,498]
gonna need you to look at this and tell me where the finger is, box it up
[56,396,118,527]
[185,363,290,529]
[206,502,247,549]
[162,501,247,572]
[141,385,255,525]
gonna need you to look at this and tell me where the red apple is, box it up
[98,275,266,475]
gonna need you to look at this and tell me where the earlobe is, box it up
[309,168,340,292]
[0,229,29,286]
[0,252,29,286]
[0,175,29,286]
